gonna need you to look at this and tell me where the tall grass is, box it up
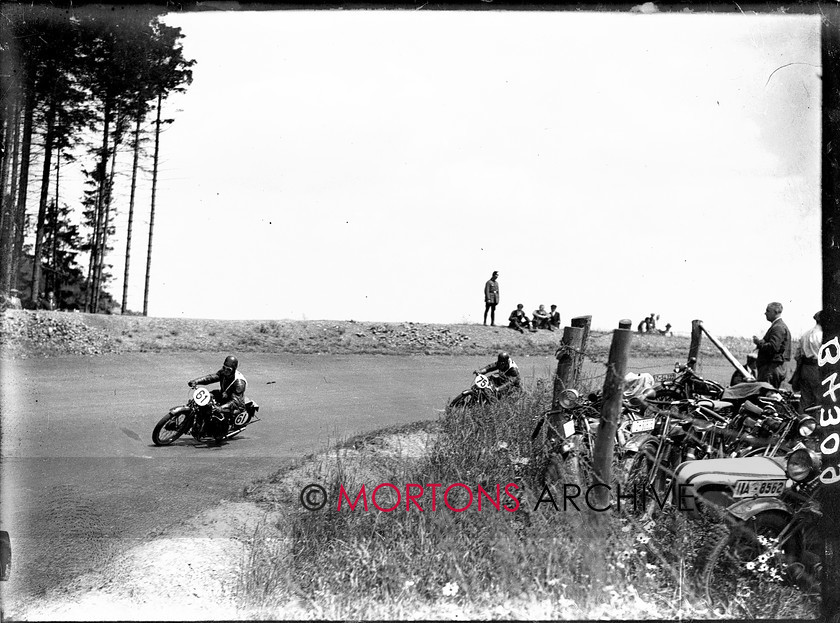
[237,380,820,620]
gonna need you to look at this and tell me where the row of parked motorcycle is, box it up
[447,358,824,607]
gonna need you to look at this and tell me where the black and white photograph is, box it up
[1,1,839,620]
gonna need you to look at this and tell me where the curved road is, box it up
[0,352,731,613]
[0,352,555,607]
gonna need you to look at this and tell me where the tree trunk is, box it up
[30,100,57,303]
[0,99,19,294]
[93,128,121,313]
[86,99,111,312]
[143,91,162,317]
[10,94,33,295]
[50,140,61,298]
[122,106,142,314]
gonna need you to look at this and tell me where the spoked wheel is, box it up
[448,392,474,411]
[697,512,789,609]
[152,412,189,446]
[623,443,663,516]
[541,453,566,485]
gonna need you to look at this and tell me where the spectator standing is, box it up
[549,305,561,330]
[752,301,792,389]
[508,304,530,333]
[483,271,500,326]
[532,304,552,330]
[791,311,823,411]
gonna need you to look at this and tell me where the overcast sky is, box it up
[100,8,821,337]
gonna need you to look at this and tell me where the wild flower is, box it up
[442,581,459,597]
[636,534,650,545]
[556,596,577,610]
[745,561,756,570]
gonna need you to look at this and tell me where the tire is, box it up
[697,512,790,608]
[449,391,480,411]
[152,412,189,446]
[623,442,663,516]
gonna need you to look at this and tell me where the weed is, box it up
[237,381,819,619]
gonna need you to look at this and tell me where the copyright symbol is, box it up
[300,484,327,511]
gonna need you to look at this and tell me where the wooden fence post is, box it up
[589,322,633,511]
[571,315,592,386]
[688,319,703,371]
[821,8,840,620]
[552,325,584,410]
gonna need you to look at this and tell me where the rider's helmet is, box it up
[497,352,511,370]
[222,355,239,376]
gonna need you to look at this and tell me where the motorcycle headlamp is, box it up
[797,414,817,437]
[786,448,822,482]
[558,389,580,410]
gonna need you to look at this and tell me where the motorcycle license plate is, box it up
[629,417,656,433]
[732,479,786,498]
[563,421,576,437]
[654,373,676,383]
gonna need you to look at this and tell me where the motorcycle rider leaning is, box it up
[475,352,521,397]
[188,355,247,423]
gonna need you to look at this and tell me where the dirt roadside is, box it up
[14,424,436,621]
[0,309,753,361]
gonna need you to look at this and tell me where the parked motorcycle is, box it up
[532,389,633,485]
[152,386,260,446]
[623,398,735,515]
[695,446,823,606]
[653,358,726,403]
[732,394,818,458]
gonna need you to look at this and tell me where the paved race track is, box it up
[0,352,733,610]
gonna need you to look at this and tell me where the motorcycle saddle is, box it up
[695,399,733,412]
[721,381,776,401]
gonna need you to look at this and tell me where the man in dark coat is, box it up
[484,271,500,326]
[752,301,792,389]
[508,303,530,333]
[549,304,561,330]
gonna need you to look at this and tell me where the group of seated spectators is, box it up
[637,313,672,336]
[508,303,561,333]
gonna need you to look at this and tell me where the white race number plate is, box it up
[629,418,656,433]
[732,479,786,498]
[563,421,576,438]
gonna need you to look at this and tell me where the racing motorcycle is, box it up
[448,373,506,410]
[695,446,823,607]
[152,386,260,446]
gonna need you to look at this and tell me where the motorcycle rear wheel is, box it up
[152,412,189,446]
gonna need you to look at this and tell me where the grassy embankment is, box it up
[237,375,818,620]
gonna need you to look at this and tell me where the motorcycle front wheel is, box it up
[697,511,789,609]
[623,442,667,516]
[152,412,189,446]
[448,391,476,411]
